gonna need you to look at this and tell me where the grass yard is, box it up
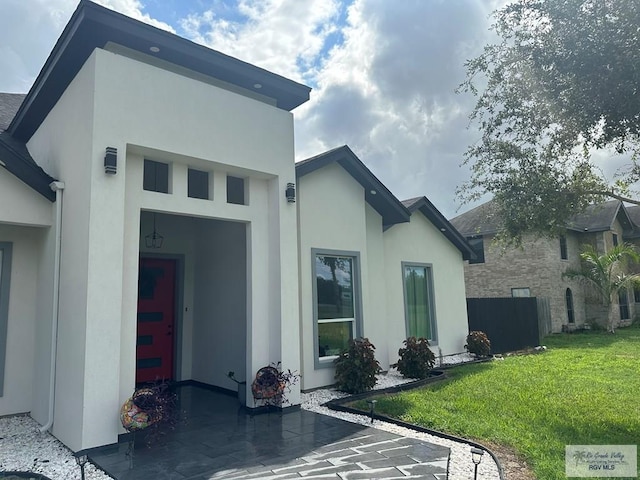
[353,326,640,479]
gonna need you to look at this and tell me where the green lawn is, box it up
[352,326,640,479]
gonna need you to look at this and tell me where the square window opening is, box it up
[511,287,531,298]
[143,159,170,193]
[188,168,210,200]
[227,176,246,205]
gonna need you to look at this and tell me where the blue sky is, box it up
[0,0,506,217]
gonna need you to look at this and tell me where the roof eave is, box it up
[9,0,311,142]
[296,146,410,227]
[0,140,55,202]
[409,198,476,260]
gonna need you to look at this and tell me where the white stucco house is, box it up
[0,1,473,452]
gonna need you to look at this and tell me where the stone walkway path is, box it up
[88,386,450,479]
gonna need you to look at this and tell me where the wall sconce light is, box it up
[145,213,164,249]
[471,447,484,480]
[286,182,296,203]
[74,450,89,480]
[104,147,117,175]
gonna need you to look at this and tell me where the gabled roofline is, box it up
[296,145,411,228]
[565,200,634,233]
[9,0,311,142]
[402,196,476,261]
[0,132,55,201]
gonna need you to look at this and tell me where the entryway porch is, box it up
[87,385,450,479]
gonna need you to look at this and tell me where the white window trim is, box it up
[311,248,362,369]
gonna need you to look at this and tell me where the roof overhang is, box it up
[296,146,410,228]
[0,132,55,201]
[8,0,311,142]
[404,197,476,261]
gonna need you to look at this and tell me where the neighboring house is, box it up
[0,1,473,451]
[450,199,639,333]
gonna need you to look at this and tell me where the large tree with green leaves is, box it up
[564,243,640,332]
[459,0,640,241]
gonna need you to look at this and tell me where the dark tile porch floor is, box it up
[88,385,449,479]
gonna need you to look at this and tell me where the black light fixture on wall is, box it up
[104,147,117,174]
[145,213,164,249]
[286,182,296,203]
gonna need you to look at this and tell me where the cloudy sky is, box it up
[0,0,505,218]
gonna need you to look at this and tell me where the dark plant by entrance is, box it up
[251,362,300,408]
[120,381,181,446]
[334,337,381,394]
[394,337,436,379]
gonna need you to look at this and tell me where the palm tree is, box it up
[564,243,640,333]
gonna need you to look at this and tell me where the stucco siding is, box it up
[23,46,300,449]
[0,169,52,227]
[0,225,44,416]
[297,163,371,390]
[383,212,468,362]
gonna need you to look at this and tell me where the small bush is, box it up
[465,331,491,357]
[334,338,382,394]
[395,337,436,379]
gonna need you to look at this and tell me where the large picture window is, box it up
[313,251,359,364]
[0,242,13,397]
[403,263,437,342]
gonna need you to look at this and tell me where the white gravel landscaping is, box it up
[301,358,501,480]
[0,353,499,480]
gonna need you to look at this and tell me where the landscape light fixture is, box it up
[366,399,377,424]
[471,447,484,479]
[74,450,89,480]
[145,213,164,249]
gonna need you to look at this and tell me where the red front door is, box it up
[136,258,176,384]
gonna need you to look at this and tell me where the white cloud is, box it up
[179,0,341,83]
[0,0,173,93]
[94,0,175,32]
[0,0,501,216]
[293,0,496,216]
